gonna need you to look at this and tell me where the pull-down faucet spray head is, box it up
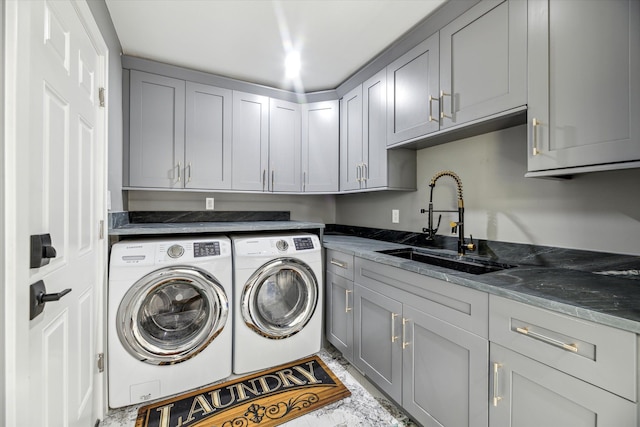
[422,170,475,255]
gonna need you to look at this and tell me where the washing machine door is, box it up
[242,258,318,339]
[116,266,228,365]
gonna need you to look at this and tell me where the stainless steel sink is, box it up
[376,248,516,275]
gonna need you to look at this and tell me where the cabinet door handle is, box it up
[515,327,578,353]
[362,163,368,182]
[492,362,502,407]
[271,170,275,190]
[262,169,266,191]
[532,118,541,156]
[176,162,182,182]
[428,95,438,122]
[303,171,306,192]
[391,313,399,343]
[356,164,361,183]
[439,90,452,120]
[402,317,410,349]
[345,289,352,313]
[330,259,347,269]
[187,162,192,183]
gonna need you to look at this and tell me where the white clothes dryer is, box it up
[108,236,232,408]
[231,233,323,374]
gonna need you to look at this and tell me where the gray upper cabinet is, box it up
[129,70,186,188]
[231,91,269,191]
[439,0,526,130]
[341,70,416,192]
[527,0,640,176]
[302,101,339,193]
[269,98,301,192]
[386,0,526,147]
[387,33,440,146]
[340,85,363,191]
[128,71,232,190]
[185,82,232,189]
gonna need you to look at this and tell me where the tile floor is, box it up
[101,345,417,427]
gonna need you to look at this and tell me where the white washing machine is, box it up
[231,233,323,374]
[108,236,232,408]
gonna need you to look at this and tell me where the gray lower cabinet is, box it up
[527,0,640,176]
[353,258,489,427]
[490,344,637,427]
[129,70,186,188]
[353,283,404,402]
[326,249,356,362]
[231,91,269,191]
[489,295,637,426]
[301,101,339,192]
[325,271,354,362]
[340,69,416,192]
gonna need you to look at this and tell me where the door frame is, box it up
[2,0,109,424]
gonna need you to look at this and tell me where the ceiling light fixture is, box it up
[285,50,301,79]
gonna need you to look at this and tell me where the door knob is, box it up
[30,233,57,268]
[30,280,72,320]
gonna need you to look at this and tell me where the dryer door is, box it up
[242,258,318,339]
[116,266,229,365]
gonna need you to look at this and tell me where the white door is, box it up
[3,1,107,426]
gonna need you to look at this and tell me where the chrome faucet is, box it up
[421,170,476,256]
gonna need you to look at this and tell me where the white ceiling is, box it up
[105,0,447,93]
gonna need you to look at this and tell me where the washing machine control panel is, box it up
[293,237,315,251]
[194,241,221,257]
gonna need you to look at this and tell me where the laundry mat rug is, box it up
[134,355,351,427]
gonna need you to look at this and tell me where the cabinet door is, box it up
[339,85,363,191]
[527,0,640,173]
[185,82,232,189]
[129,70,185,188]
[269,98,301,192]
[325,271,354,362]
[301,101,339,192]
[231,91,269,191]
[353,283,403,402]
[387,33,440,145]
[403,305,488,427]
[439,0,526,130]
[490,344,637,427]
[362,69,387,189]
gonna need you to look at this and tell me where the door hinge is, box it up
[98,87,105,108]
[97,353,104,373]
[99,220,104,240]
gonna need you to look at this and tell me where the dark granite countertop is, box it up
[108,211,324,236]
[323,234,640,334]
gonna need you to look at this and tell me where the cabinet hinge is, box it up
[99,220,104,240]
[97,353,104,373]
[98,87,105,108]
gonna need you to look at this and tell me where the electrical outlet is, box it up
[205,198,214,210]
[392,209,399,223]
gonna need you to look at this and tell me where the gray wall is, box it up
[87,0,124,212]
[128,191,337,224]
[336,125,640,255]
[1,0,6,419]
